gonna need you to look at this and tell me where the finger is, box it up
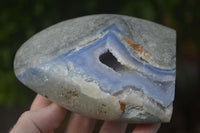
[99,121,127,133]
[132,123,161,133]
[65,113,96,133]
[30,94,51,111]
[11,103,67,133]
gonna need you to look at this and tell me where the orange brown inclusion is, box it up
[119,100,125,113]
[124,36,149,59]
[124,36,142,52]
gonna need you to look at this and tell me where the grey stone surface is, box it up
[14,14,176,123]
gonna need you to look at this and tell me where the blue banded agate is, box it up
[58,30,175,107]
[14,14,176,122]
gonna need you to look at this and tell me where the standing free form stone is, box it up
[14,14,176,123]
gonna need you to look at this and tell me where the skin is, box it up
[10,94,161,133]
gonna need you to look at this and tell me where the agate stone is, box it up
[14,14,176,123]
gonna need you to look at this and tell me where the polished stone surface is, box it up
[14,14,176,123]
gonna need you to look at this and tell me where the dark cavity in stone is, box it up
[99,50,128,72]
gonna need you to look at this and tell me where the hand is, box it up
[10,94,161,133]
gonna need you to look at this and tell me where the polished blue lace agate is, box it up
[17,24,175,107]
[14,15,176,122]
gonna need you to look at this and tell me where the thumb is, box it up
[10,103,67,133]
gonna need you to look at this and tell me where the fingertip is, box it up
[132,123,161,133]
[99,121,127,133]
[65,113,96,133]
[11,103,67,133]
[30,94,51,111]
[34,103,67,131]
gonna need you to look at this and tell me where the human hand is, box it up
[10,94,161,133]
